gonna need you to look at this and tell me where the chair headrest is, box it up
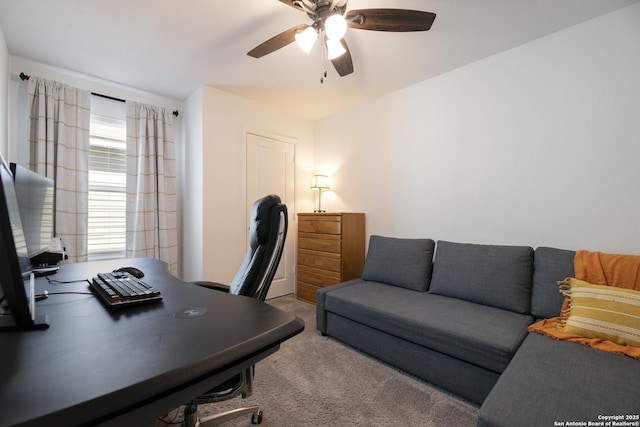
[250,194,282,248]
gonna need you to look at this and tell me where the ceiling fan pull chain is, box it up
[320,31,327,84]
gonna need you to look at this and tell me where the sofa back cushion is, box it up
[429,241,534,314]
[531,246,575,319]
[362,235,436,291]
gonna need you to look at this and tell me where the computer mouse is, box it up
[114,266,145,279]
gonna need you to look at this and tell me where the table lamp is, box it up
[311,175,330,212]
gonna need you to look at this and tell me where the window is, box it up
[88,113,126,259]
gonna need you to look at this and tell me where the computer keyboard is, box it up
[90,271,162,309]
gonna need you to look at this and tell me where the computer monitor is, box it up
[10,163,54,260]
[0,157,48,331]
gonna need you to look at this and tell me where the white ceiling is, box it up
[1,0,638,119]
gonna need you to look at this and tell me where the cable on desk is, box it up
[46,277,91,285]
[34,291,94,303]
[37,292,93,297]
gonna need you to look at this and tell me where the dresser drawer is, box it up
[298,235,341,253]
[297,265,341,286]
[299,214,342,222]
[298,220,341,235]
[298,248,341,272]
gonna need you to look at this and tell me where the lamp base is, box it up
[313,210,326,213]
[314,187,327,213]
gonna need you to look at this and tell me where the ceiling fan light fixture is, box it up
[326,38,346,60]
[324,13,347,40]
[295,26,318,54]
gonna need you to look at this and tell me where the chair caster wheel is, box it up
[251,410,263,424]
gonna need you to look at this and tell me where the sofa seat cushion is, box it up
[323,280,534,373]
[478,333,640,427]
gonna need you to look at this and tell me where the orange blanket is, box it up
[573,250,640,290]
[527,249,640,359]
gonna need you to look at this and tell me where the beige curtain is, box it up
[125,101,178,275]
[27,77,90,263]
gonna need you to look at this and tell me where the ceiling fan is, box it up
[247,0,436,82]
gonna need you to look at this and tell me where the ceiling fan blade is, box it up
[331,39,354,77]
[247,24,308,58]
[346,9,436,32]
[277,0,308,12]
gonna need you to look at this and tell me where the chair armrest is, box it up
[192,281,230,292]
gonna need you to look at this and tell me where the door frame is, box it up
[243,129,297,298]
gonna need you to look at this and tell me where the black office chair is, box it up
[183,194,288,426]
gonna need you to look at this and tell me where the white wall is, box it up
[314,4,640,254]
[192,85,315,285]
[181,86,204,282]
[0,24,8,159]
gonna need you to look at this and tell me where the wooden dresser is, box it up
[296,212,365,304]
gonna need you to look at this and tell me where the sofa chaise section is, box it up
[478,246,640,426]
[477,332,640,427]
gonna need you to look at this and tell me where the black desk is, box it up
[0,258,304,427]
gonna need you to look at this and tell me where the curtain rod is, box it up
[19,72,179,117]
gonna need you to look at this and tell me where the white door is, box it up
[246,132,295,299]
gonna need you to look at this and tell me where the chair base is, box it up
[183,402,263,426]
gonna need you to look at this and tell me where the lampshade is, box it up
[295,26,318,54]
[311,174,330,190]
[326,39,346,60]
[325,14,347,41]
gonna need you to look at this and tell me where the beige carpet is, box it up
[159,295,479,426]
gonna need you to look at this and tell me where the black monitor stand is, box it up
[0,272,50,332]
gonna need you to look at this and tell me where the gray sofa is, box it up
[316,236,640,426]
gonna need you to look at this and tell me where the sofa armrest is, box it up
[316,279,363,335]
